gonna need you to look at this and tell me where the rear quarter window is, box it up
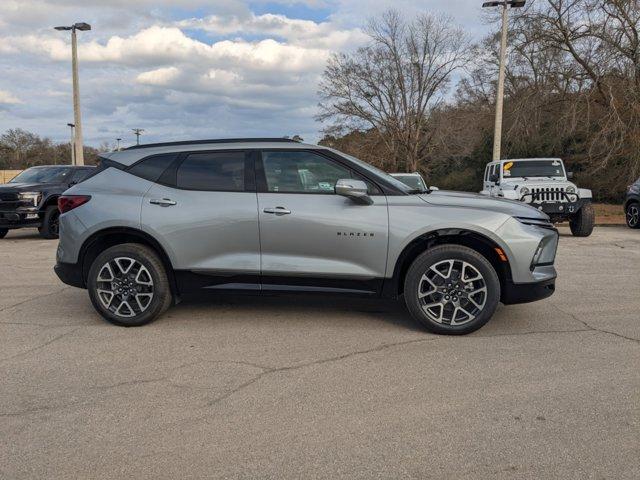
[127,154,179,183]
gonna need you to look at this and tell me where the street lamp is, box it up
[66,123,75,165]
[132,128,144,145]
[54,22,91,166]
[116,138,122,150]
[482,1,526,161]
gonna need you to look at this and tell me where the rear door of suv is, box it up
[140,150,261,289]
[255,149,389,295]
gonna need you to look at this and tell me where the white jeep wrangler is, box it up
[480,158,594,237]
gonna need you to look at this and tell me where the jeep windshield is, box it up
[503,160,565,179]
[10,167,72,184]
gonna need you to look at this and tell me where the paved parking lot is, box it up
[1,226,638,479]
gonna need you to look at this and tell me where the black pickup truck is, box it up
[0,165,94,239]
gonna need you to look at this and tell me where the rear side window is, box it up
[176,152,245,191]
[128,154,178,183]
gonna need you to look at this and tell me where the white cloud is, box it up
[0,90,22,105]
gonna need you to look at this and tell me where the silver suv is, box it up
[55,139,558,334]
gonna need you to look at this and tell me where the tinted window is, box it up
[177,152,245,191]
[128,154,177,183]
[10,167,73,184]
[70,168,95,183]
[262,151,352,193]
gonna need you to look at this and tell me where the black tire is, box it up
[87,243,173,327]
[0,228,8,239]
[625,202,640,229]
[569,202,595,237]
[38,205,60,239]
[404,245,500,335]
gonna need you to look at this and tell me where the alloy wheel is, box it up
[627,205,639,228]
[95,257,154,318]
[417,259,487,326]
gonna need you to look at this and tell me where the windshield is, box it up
[503,160,565,179]
[9,167,72,184]
[332,150,417,193]
[392,174,426,191]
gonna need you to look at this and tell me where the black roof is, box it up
[125,138,299,151]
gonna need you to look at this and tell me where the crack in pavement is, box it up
[0,287,71,315]
[549,301,640,344]
[0,327,79,364]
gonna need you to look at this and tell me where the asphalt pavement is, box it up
[1,226,638,479]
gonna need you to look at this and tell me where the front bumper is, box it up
[520,192,588,216]
[0,209,42,229]
[501,277,556,305]
[54,261,85,289]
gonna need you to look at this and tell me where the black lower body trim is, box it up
[501,278,555,305]
[54,261,85,289]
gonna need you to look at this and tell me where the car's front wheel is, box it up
[626,202,640,229]
[87,243,173,327]
[0,228,8,239]
[38,205,60,239]
[404,245,500,335]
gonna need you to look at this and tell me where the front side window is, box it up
[262,151,353,193]
[176,152,245,191]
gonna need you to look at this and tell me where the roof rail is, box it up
[124,138,298,150]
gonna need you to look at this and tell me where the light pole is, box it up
[482,1,525,161]
[132,128,144,145]
[54,22,91,166]
[116,138,122,150]
[66,123,76,165]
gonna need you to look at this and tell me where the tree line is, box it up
[0,128,100,170]
[318,1,639,201]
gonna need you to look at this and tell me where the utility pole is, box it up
[132,128,144,145]
[55,22,91,165]
[67,123,76,165]
[482,1,525,161]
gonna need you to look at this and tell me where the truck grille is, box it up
[530,187,567,202]
[0,193,19,202]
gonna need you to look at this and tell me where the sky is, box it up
[0,0,494,148]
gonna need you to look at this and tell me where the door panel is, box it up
[142,184,260,273]
[257,193,389,280]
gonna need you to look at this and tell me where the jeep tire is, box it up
[404,244,501,335]
[38,205,60,239]
[88,243,173,327]
[569,202,595,237]
[0,228,8,239]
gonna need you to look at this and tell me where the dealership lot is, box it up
[1,227,638,479]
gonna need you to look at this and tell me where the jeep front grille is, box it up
[530,187,567,202]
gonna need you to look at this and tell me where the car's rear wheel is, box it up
[87,243,173,327]
[569,202,594,237]
[626,202,640,229]
[38,205,60,239]
[404,245,500,335]
[0,228,8,239]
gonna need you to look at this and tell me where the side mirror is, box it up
[335,179,372,205]
[490,173,500,183]
[567,171,574,179]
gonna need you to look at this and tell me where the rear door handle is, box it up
[150,198,177,207]
[263,206,291,215]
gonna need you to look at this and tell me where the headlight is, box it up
[565,186,576,194]
[19,192,42,206]
[531,233,559,269]
[520,187,530,195]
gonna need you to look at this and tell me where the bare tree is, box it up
[317,10,473,172]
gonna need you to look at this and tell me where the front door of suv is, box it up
[141,150,261,290]
[256,150,389,294]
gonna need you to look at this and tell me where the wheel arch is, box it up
[624,195,640,211]
[79,227,178,299]
[383,228,513,300]
[40,194,60,212]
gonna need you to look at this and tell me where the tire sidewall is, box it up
[626,203,640,229]
[404,245,500,335]
[87,244,171,327]
[0,228,8,239]
[39,205,60,239]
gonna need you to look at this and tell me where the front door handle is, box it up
[263,206,291,215]
[150,198,177,207]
